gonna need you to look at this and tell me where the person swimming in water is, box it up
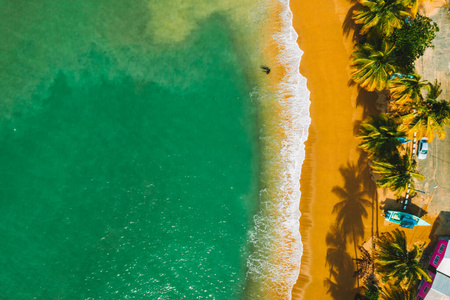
[260,66,270,74]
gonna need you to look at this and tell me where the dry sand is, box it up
[289,1,376,298]
[288,0,439,299]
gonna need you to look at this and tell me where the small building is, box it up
[417,237,450,300]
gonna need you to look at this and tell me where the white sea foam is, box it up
[245,0,311,298]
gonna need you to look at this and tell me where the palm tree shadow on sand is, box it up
[342,2,365,43]
[324,225,359,299]
[332,161,372,249]
[325,155,377,299]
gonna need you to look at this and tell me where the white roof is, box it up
[425,288,450,300]
[425,272,450,300]
[437,243,450,275]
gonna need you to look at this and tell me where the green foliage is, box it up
[388,73,429,105]
[381,285,417,300]
[374,229,431,288]
[390,14,439,72]
[427,79,442,101]
[381,284,416,300]
[351,42,396,91]
[371,151,424,197]
[358,113,406,160]
[364,284,380,300]
[402,96,450,141]
[353,0,411,37]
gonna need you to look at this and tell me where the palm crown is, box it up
[371,151,424,197]
[388,73,429,105]
[353,0,411,37]
[359,113,406,160]
[381,284,417,300]
[374,229,431,288]
[401,96,450,141]
[351,42,396,91]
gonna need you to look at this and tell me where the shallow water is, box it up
[0,2,261,299]
[0,0,310,299]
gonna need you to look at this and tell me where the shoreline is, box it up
[243,0,311,297]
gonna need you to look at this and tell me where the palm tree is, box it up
[374,229,431,288]
[353,0,411,37]
[401,98,450,141]
[388,73,429,105]
[359,113,406,160]
[399,0,419,16]
[381,284,417,300]
[427,79,442,101]
[371,151,424,197]
[351,42,397,91]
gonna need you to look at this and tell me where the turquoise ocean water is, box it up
[0,1,274,298]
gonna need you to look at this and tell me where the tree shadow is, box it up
[332,161,372,247]
[380,197,428,218]
[342,3,365,43]
[324,155,377,299]
[324,225,359,300]
[356,88,379,119]
[380,197,402,211]
[350,89,379,138]
[357,149,380,240]
[351,90,380,146]
[405,200,428,218]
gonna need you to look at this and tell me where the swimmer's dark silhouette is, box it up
[260,66,270,74]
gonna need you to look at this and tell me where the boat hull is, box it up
[385,210,430,228]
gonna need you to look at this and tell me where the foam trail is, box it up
[245,0,311,298]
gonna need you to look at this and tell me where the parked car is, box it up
[417,137,429,160]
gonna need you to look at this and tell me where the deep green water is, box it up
[0,1,262,298]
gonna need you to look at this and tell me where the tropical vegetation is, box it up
[388,73,429,105]
[389,14,439,72]
[401,97,450,140]
[374,229,431,288]
[351,0,439,94]
[359,113,406,160]
[348,1,445,297]
[353,0,447,199]
[351,42,396,91]
[371,151,424,197]
[353,0,411,37]
[381,284,417,300]
[364,283,380,300]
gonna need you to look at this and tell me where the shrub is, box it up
[364,284,380,300]
[390,14,439,72]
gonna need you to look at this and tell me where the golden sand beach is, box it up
[288,0,446,298]
[289,1,376,298]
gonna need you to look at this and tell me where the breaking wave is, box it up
[244,0,311,298]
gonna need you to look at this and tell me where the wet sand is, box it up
[289,0,378,298]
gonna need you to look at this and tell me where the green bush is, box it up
[364,284,380,300]
[390,14,439,72]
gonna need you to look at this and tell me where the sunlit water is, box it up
[0,0,310,299]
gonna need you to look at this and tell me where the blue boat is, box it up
[384,210,430,229]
